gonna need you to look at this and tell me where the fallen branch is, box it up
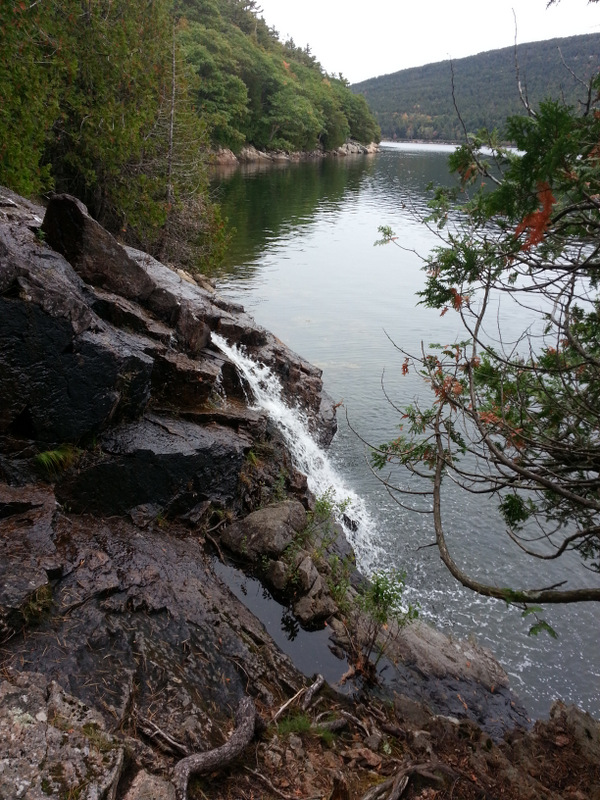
[272,687,306,722]
[244,767,297,800]
[359,761,456,800]
[205,532,224,561]
[312,717,348,733]
[173,696,256,800]
[136,714,190,757]
[339,710,371,738]
[302,673,325,710]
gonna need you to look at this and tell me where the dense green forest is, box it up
[178,0,379,152]
[353,34,600,141]
[0,0,378,271]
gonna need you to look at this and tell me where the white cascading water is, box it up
[211,333,382,570]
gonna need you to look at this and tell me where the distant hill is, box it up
[352,34,600,142]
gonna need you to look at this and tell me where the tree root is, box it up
[173,696,256,800]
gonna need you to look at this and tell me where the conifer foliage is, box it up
[375,77,600,606]
[0,0,223,269]
[0,0,379,270]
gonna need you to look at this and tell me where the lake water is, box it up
[210,143,600,720]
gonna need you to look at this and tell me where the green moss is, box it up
[36,444,82,477]
[22,584,53,626]
[276,712,311,737]
[82,722,115,753]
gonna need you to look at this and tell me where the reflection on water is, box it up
[212,143,600,720]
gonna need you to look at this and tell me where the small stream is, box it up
[212,332,382,570]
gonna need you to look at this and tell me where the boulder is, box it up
[55,414,251,515]
[220,500,307,560]
[42,194,155,301]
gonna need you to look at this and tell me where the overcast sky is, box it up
[257,0,600,83]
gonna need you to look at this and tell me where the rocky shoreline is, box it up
[211,140,379,166]
[1,186,599,799]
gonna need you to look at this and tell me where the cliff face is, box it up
[1,187,599,800]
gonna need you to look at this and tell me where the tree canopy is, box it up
[374,72,600,611]
[177,0,379,152]
[0,0,225,269]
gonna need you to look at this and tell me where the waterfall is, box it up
[211,333,381,570]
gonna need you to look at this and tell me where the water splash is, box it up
[212,333,381,570]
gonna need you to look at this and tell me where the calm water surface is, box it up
[210,143,600,719]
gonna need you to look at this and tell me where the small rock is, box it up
[122,770,176,800]
[364,733,382,752]
[265,750,283,769]
[266,560,289,591]
[288,733,305,756]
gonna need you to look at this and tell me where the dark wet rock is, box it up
[1,511,305,751]
[220,500,307,561]
[175,300,211,355]
[42,194,155,301]
[55,414,251,515]
[177,405,268,440]
[0,670,123,800]
[151,350,221,410]
[88,286,174,345]
[0,294,155,443]
[0,484,59,641]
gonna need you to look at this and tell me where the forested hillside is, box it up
[353,34,600,141]
[0,0,378,271]
[178,0,380,152]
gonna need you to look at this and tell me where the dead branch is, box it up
[339,710,371,738]
[244,767,296,800]
[272,686,306,722]
[312,717,348,733]
[136,714,190,757]
[301,673,324,710]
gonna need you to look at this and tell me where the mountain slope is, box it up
[352,34,600,141]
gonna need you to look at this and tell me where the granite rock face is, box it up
[0,670,123,800]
